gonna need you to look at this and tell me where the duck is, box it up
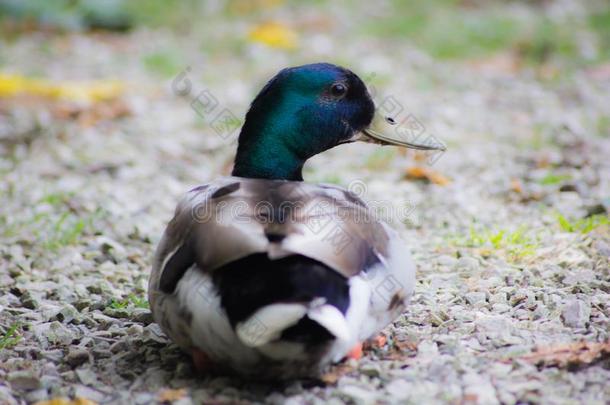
[148,63,445,379]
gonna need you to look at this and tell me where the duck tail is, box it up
[235,301,350,348]
[214,253,352,347]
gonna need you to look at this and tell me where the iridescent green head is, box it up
[232,63,443,181]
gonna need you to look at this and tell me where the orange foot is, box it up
[346,342,363,360]
[192,348,212,373]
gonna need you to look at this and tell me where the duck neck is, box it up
[232,137,305,181]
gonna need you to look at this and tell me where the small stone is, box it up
[8,370,41,390]
[463,372,499,405]
[491,303,511,313]
[97,236,128,261]
[465,292,486,305]
[338,384,378,404]
[67,348,90,367]
[359,362,381,377]
[33,322,73,348]
[0,385,17,405]
[20,291,39,309]
[385,379,411,401]
[489,292,507,305]
[593,240,610,258]
[56,304,79,323]
[127,324,144,335]
[104,307,131,319]
[110,339,128,354]
[456,257,479,271]
[92,348,112,359]
[437,255,458,267]
[561,299,590,328]
[41,349,64,362]
[143,324,169,344]
[132,308,154,325]
[74,299,93,311]
[24,388,48,403]
[75,368,98,386]
[73,385,105,403]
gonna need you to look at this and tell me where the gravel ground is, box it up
[1,1,609,404]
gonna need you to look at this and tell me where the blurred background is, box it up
[1,0,609,258]
[1,2,609,403]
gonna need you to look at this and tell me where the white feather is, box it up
[307,304,350,342]
[236,303,307,347]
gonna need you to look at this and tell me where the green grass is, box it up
[538,173,572,185]
[33,209,99,251]
[451,224,539,261]
[9,192,106,251]
[142,51,182,77]
[589,9,610,59]
[360,0,592,64]
[556,213,609,234]
[0,323,22,350]
[596,115,610,138]
[109,293,149,310]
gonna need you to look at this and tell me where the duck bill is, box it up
[355,113,446,151]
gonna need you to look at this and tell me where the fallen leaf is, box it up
[513,341,610,368]
[158,388,188,403]
[248,22,298,50]
[382,338,419,361]
[34,398,98,405]
[0,73,124,103]
[404,166,450,186]
[510,178,523,194]
[52,99,131,126]
[320,363,354,385]
[467,52,521,75]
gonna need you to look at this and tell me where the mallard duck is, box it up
[148,63,444,379]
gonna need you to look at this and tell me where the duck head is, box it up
[232,63,445,181]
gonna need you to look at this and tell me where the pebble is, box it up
[56,304,79,323]
[19,291,39,309]
[104,307,131,319]
[338,384,378,405]
[561,299,591,328]
[385,379,411,401]
[67,348,90,367]
[8,370,41,390]
[359,362,381,377]
[456,256,479,271]
[73,385,105,403]
[465,292,487,305]
[132,308,154,324]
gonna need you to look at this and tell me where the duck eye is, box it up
[330,83,347,98]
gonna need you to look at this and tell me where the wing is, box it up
[150,177,392,294]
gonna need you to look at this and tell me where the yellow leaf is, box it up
[404,166,450,186]
[0,73,124,103]
[34,397,98,405]
[158,388,188,403]
[248,22,298,50]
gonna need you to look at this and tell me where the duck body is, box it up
[148,63,444,379]
[149,176,414,378]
